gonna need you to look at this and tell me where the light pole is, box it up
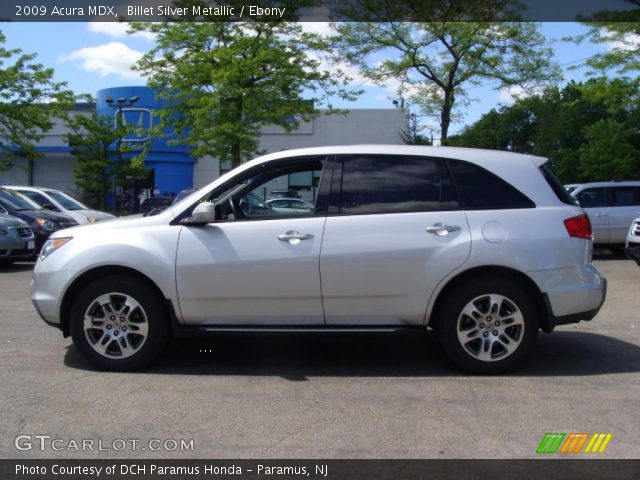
[105,95,139,211]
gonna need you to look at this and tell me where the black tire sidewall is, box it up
[70,275,169,371]
[437,276,538,374]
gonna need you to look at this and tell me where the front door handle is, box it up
[278,230,314,244]
[426,223,461,236]
[595,212,608,217]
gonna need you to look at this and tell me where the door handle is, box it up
[426,223,461,236]
[278,230,314,244]
[595,213,608,217]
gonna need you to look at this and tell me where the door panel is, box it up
[176,217,326,325]
[320,212,471,325]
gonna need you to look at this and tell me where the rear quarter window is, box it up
[448,159,535,210]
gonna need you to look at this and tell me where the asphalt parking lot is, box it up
[1,254,638,459]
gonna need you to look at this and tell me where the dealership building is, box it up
[0,86,408,201]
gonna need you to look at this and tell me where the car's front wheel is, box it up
[436,277,538,374]
[70,275,169,371]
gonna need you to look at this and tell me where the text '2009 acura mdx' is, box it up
[31,146,606,374]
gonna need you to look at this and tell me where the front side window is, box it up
[337,155,457,215]
[577,188,607,208]
[209,158,325,220]
[448,160,535,210]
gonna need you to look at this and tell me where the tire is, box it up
[436,276,538,374]
[69,275,169,371]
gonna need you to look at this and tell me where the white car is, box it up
[626,217,640,266]
[31,145,606,374]
[266,198,314,214]
[4,186,115,225]
[570,181,640,255]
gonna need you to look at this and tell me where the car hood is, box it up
[0,213,29,227]
[50,210,173,238]
[76,209,116,220]
[18,209,78,224]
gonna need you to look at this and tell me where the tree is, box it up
[0,30,73,172]
[65,110,144,210]
[574,1,640,73]
[331,1,559,144]
[131,17,358,168]
[449,78,640,182]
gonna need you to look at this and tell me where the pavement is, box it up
[0,254,638,459]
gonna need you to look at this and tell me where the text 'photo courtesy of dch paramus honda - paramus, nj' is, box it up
[30,145,607,374]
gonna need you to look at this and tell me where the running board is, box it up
[171,324,420,338]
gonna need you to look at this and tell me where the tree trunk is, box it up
[440,88,454,146]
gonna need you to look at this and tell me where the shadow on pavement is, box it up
[0,261,34,272]
[64,330,640,379]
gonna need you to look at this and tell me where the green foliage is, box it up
[65,110,146,210]
[130,15,359,167]
[331,3,559,144]
[0,30,73,171]
[449,78,640,182]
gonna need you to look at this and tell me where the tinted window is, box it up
[449,160,535,210]
[610,187,639,207]
[577,188,607,208]
[539,165,578,206]
[20,191,50,206]
[338,156,458,215]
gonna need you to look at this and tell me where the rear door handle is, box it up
[595,213,608,217]
[278,230,314,244]
[426,223,461,236]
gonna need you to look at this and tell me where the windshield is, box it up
[45,190,88,210]
[0,189,43,211]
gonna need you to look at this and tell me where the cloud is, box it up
[60,42,144,79]
[498,84,545,104]
[88,22,156,41]
[299,22,332,37]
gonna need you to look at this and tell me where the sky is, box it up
[0,21,615,139]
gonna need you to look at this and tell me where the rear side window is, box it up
[576,188,607,208]
[338,155,458,215]
[448,160,535,210]
[610,187,640,206]
[539,165,578,206]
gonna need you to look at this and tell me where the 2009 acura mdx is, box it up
[31,146,607,373]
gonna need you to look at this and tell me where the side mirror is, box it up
[43,203,58,211]
[183,202,217,225]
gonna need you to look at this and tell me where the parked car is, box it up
[0,188,78,253]
[564,183,582,195]
[626,217,640,266]
[268,188,301,199]
[266,198,314,214]
[570,181,640,255]
[31,145,606,374]
[140,196,174,215]
[4,186,114,225]
[0,213,36,264]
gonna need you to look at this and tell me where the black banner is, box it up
[3,459,640,480]
[2,0,639,22]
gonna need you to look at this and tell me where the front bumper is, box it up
[30,268,73,327]
[0,237,36,260]
[626,242,640,266]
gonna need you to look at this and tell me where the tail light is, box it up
[564,214,593,240]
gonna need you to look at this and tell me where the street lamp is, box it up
[105,95,139,210]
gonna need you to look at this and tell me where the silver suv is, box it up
[31,146,606,374]
[570,181,640,255]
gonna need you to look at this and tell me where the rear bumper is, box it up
[528,264,606,332]
[544,277,607,330]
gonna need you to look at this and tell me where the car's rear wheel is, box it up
[70,275,169,371]
[436,277,538,374]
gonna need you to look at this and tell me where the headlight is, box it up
[87,217,97,223]
[40,237,73,260]
[34,218,57,232]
